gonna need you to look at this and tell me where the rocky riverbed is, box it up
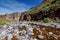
[0,22,60,40]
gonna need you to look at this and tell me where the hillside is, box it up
[20,0,60,23]
[26,0,60,14]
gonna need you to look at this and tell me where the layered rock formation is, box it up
[0,12,21,21]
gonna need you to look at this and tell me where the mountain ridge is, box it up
[20,0,60,22]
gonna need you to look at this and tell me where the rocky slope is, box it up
[20,0,60,22]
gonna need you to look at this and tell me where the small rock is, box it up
[38,35,44,39]
[48,32,53,35]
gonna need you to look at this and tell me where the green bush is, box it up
[43,18,52,23]
[56,20,60,23]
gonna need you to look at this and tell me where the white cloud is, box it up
[0,0,31,15]
[0,7,15,15]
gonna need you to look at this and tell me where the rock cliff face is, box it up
[0,12,21,21]
[0,15,6,20]
[20,0,60,22]
[20,8,60,21]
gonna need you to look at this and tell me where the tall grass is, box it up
[0,18,16,24]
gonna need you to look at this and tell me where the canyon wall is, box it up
[0,12,21,21]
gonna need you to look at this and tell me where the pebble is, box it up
[38,35,44,39]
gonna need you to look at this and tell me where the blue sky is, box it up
[0,0,43,15]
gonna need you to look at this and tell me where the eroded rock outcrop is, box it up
[20,0,60,22]
[0,12,21,21]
